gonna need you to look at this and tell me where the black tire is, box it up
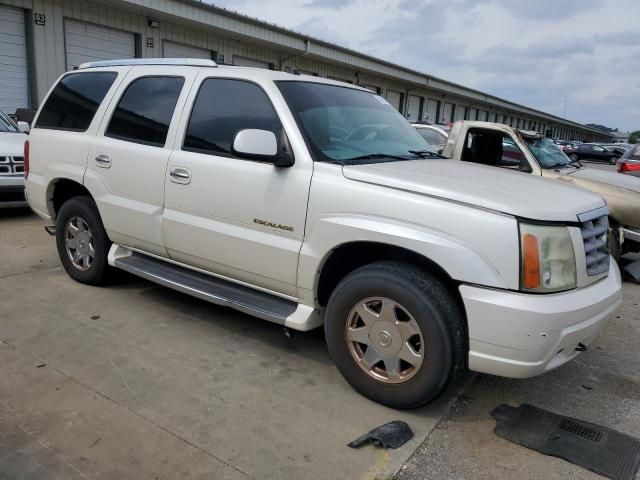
[609,156,619,165]
[55,196,112,285]
[569,154,579,161]
[607,222,622,262]
[324,261,466,409]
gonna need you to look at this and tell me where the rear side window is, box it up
[183,78,282,156]
[106,76,185,147]
[36,72,117,131]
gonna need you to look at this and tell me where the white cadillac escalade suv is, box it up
[25,59,622,409]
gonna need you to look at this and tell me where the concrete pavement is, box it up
[0,209,461,480]
[397,279,640,480]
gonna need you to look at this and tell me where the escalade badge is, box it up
[254,218,294,232]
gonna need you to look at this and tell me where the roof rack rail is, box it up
[78,58,218,69]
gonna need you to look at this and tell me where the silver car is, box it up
[0,109,29,208]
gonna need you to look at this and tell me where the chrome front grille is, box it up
[0,156,24,175]
[580,212,609,276]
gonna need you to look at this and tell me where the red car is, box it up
[617,144,640,177]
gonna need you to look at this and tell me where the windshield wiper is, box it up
[545,162,573,170]
[408,149,445,159]
[343,153,412,164]
[568,159,583,168]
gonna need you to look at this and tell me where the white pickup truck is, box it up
[25,59,622,408]
[439,121,640,260]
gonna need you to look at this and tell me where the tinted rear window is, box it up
[36,72,117,131]
[106,76,185,147]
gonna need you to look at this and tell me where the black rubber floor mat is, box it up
[491,404,640,480]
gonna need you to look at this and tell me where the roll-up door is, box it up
[480,110,489,121]
[454,105,466,121]
[232,56,270,69]
[406,95,422,121]
[442,102,454,123]
[64,19,135,70]
[425,99,439,123]
[469,108,479,121]
[0,5,29,113]
[386,90,403,112]
[163,41,212,59]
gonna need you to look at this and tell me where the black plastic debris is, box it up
[491,404,640,480]
[623,260,640,284]
[348,421,414,449]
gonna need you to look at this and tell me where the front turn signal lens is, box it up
[522,233,540,289]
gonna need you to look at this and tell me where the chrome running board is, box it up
[112,249,298,325]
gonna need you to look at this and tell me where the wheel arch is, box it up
[315,241,462,308]
[48,178,93,219]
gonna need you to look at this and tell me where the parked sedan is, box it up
[565,143,622,164]
[617,144,640,177]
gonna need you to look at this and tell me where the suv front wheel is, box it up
[56,196,112,285]
[324,261,466,409]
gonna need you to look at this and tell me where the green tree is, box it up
[629,130,640,144]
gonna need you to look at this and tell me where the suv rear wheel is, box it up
[324,261,465,409]
[56,196,112,285]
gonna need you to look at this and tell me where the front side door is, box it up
[85,67,196,256]
[162,75,313,297]
[592,145,609,161]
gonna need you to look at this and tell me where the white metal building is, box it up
[0,0,612,142]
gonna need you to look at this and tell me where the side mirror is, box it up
[17,121,30,133]
[232,129,294,167]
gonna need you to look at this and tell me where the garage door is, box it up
[386,90,402,112]
[163,41,212,60]
[0,5,29,113]
[442,103,454,123]
[454,105,466,121]
[480,110,489,121]
[406,95,422,122]
[232,56,270,69]
[65,19,135,70]
[425,99,439,123]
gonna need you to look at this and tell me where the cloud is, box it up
[303,0,350,7]
[202,0,640,131]
[493,0,604,20]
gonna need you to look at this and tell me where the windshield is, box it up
[0,110,20,133]
[276,81,436,163]
[523,136,573,168]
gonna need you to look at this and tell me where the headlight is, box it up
[520,223,576,292]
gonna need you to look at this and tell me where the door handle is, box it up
[169,167,191,184]
[95,154,111,168]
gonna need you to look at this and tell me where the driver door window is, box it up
[461,129,529,172]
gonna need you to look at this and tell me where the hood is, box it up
[342,160,605,222]
[0,132,28,157]
[568,167,640,194]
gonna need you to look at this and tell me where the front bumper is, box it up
[460,260,622,378]
[0,176,27,208]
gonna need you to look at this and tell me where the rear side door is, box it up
[162,75,313,297]
[85,66,197,256]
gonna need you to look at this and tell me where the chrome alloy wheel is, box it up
[64,216,95,271]
[345,297,424,384]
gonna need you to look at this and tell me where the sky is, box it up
[208,0,639,132]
